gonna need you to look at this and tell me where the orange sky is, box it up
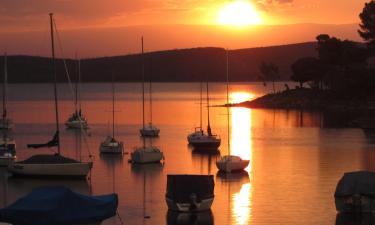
[0,0,369,57]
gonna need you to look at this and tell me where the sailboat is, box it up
[65,58,88,129]
[131,37,164,164]
[7,13,93,178]
[99,78,124,154]
[0,53,13,130]
[0,131,16,167]
[139,38,160,137]
[187,82,205,143]
[216,50,249,173]
[188,81,221,150]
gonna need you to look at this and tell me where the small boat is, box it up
[166,175,214,212]
[131,145,164,164]
[0,134,16,167]
[0,186,118,225]
[0,53,13,130]
[139,38,160,137]
[216,155,249,173]
[189,82,221,150]
[65,59,88,129]
[334,171,375,213]
[216,50,249,173]
[7,13,92,179]
[187,82,204,142]
[99,78,124,154]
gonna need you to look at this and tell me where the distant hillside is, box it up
[1,42,317,82]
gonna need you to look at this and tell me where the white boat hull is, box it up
[166,197,214,212]
[131,148,164,164]
[216,160,249,173]
[8,162,93,179]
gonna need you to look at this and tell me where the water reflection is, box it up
[166,210,214,225]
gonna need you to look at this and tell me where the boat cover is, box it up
[166,175,214,202]
[0,186,118,225]
[334,171,375,197]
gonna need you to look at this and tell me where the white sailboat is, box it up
[187,82,205,143]
[139,38,160,137]
[65,58,88,129]
[0,53,13,130]
[189,81,221,151]
[99,78,124,154]
[7,13,93,179]
[216,50,249,173]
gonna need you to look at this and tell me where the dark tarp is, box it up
[0,186,118,225]
[166,175,214,202]
[334,171,375,197]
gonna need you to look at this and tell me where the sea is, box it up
[0,82,373,225]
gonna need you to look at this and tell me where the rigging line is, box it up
[53,19,92,160]
[53,20,75,103]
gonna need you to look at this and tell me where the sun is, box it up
[218,1,262,26]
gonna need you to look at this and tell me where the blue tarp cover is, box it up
[0,186,118,225]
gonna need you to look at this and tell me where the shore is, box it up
[233,88,368,112]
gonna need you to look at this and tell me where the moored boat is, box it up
[131,146,164,164]
[0,186,118,225]
[0,135,16,167]
[334,171,375,213]
[166,175,214,212]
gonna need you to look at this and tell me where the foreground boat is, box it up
[0,186,118,225]
[334,171,375,213]
[166,175,214,212]
[8,13,92,179]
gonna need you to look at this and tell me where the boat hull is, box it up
[166,197,214,212]
[216,160,249,173]
[190,140,221,150]
[335,195,375,213]
[0,118,13,130]
[140,128,160,137]
[0,156,16,167]
[8,162,93,179]
[65,120,88,129]
[99,143,124,154]
[131,149,163,164]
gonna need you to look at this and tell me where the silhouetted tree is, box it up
[359,0,375,47]
[259,62,279,94]
[291,57,324,88]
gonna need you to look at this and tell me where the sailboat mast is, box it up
[49,13,61,154]
[149,58,153,125]
[78,59,82,112]
[141,37,145,129]
[3,53,7,120]
[200,81,203,130]
[226,50,230,155]
[74,55,78,113]
[206,81,212,136]
[112,75,115,139]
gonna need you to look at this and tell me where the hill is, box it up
[2,42,317,82]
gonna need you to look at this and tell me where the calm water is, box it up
[0,82,374,225]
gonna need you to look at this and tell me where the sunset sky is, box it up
[0,0,369,57]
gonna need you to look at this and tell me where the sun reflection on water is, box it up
[227,91,254,225]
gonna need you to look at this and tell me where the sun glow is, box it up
[218,1,262,26]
